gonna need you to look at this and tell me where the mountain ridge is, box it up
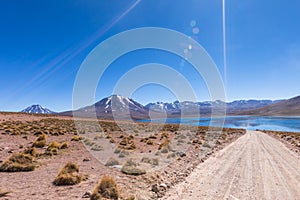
[59,95,300,119]
[237,95,300,116]
[21,105,56,114]
[20,95,300,118]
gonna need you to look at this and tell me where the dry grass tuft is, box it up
[32,134,46,148]
[91,176,119,200]
[71,135,80,141]
[48,141,60,149]
[0,152,36,172]
[23,147,37,157]
[105,157,120,166]
[53,162,84,186]
[121,159,146,176]
[45,141,60,156]
[60,141,69,149]
[158,139,170,150]
[0,188,10,197]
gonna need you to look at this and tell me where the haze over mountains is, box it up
[21,95,300,118]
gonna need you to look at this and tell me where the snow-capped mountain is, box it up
[145,99,280,114]
[145,101,180,113]
[61,95,150,120]
[21,105,56,114]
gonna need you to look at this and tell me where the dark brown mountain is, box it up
[238,95,300,116]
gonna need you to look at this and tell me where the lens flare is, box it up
[222,0,227,85]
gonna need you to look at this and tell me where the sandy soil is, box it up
[0,113,246,200]
[163,130,300,200]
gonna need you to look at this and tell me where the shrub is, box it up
[0,188,10,197]
[23,147,37,157]
[158,139,170,150]
[141,157,158,166]
[71,135,80,141]
[105,157,120,166]
[160,131,169,139]
[91,176,119,200]
[149,134,157,139]
[0,152,36,172]
[118,150,129,158]
[141,157,159,166]
[32,134,47,148]
[121,159,146,176]
[146,139,154,145]
[114,148,121,154]
[53,162,84,186]
[161,148,169,154]
[91,145,103,151]
[60,142,69,149]
[48,141,60,149]
[45,141,60,156]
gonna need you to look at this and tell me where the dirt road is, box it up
[163,131,300,200]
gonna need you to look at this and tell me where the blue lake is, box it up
[139,116,300,132]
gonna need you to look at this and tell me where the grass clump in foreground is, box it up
[60,141,69,149]
[71,135,81,141]
[91,176,119,200]
[32,134,47,148]
[121,159,146,176]
[105,157,120,166]
[0,188,11,197]
[53,162,85,186]
[45,141,60,156]
[0,151,37,172]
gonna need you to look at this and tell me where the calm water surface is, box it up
[139,116,300,132]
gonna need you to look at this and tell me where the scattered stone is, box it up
[159,183,167,190]
[285,136,292,141]
[151,184,159,193]
[83,158,91,162]
[8,149,14,154]
[177,151,186,157]
[82,191,91,198]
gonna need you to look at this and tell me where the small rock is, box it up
[8,150,14,154]
[83,158,91,162]
[151,184,159,193]
[285,136,292,141]
[82,191,91,198]
[177,151,186,157]
[159,183,167,190]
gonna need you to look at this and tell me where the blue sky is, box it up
[0,0,300,112]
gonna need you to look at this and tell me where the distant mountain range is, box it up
[21,105,56,114]
[238,95,300,116]
[21,95,300,118]
[145,99,282,115]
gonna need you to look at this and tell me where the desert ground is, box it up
[163,131,300,200]
[0,112,299,199]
